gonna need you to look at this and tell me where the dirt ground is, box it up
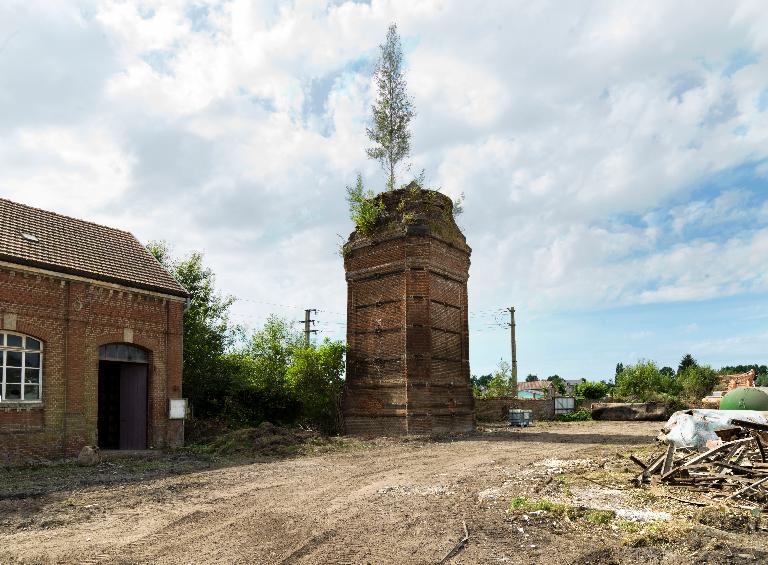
[1,421,766,565]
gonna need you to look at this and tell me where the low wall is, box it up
[475,397,556,421]
[591,402,672,421]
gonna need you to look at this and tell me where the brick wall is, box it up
[0,265,184,463]
[475,397,557,421]
[343,189,474,435]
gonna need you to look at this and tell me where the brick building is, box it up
[718,369,756,391]
[343,187,474,435]
[0,199,187,463]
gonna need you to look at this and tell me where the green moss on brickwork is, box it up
[344,183,468,253]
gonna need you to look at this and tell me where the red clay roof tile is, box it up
[0,198,187,297]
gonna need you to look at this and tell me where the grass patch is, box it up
[554,473,572,497]
[509,496,616,524]
[585,509,616,525]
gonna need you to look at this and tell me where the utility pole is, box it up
[301,309,317,346]
[507,306,518,398]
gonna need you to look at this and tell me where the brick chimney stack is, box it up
[342,184,474,435]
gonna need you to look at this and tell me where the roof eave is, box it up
[0,254,189,299]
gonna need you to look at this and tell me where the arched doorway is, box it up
[97,343,149,450]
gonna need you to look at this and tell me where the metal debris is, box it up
[633,420,768,511]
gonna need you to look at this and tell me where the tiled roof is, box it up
[0,199,187,297]
[518,380,553,391]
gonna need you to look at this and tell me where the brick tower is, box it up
[343,185,474,435]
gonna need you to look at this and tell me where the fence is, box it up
[554,396,576,415]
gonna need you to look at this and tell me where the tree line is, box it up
[472,354,767,403]
[148,242,346,434]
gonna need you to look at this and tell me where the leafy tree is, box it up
[677,354,697,375]
[147,241,236,417]
[287,340,346,434]
[223,318,344,431]
[615,363,624,379]
[484,360,514,398]
[217,351,300,426]
[614,360,678,402]
[471,373,493,396]
[660,366,675,378]
[525,374,539,382]
[676,364,719,404]
[547,375,567,395]
[147,242,347,432]
[573,381,611,401]
[366,23,415,191]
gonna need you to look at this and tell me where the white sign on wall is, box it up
[169,398,188,420]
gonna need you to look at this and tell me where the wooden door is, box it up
[119,364,148,450]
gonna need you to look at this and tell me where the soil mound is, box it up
[208,422,315,457]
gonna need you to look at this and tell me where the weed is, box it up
[509,496,618,526]
[556,410,592,422]
[554,473,572,497]
[617,519,693,547]
[585,510,615,525]
[346,173,384,235]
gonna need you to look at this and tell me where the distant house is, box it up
[0,199,188,463]
[517,380,553,398]
[518,378,582,398]
[563,379,584,395]
[718,369,755,391]
[701,369,756,407]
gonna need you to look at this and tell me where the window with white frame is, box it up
[0,332,42,402]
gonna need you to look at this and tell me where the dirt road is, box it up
[2,421,766,564]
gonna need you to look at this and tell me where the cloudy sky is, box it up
[2,0,767,379]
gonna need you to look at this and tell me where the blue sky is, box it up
[0,0,766,380]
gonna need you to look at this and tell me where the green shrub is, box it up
[573,381,611,400]
[614,360,678,402]
[557,410,592,422]
[287,341,346,434]
[346,173,383,235]
[676,365,719,403]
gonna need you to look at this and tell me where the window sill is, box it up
[0,402,44,412]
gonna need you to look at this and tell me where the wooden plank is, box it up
[662,444,676,476]
[643,453,666,481]
[752,433,767,463]
[681,438,755,468]
[723,476,768,501]
[730,419,768,433]
[680,462,763,475]
[630,455,649,470]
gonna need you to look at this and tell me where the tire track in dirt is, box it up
[0,422,663,564]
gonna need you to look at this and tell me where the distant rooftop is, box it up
[0,198,187,297]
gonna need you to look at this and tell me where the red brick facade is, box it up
[0,264,185,463]
[343,188,474,435]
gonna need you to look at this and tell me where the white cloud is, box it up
[0,125,133,214]
[0,0,767,365]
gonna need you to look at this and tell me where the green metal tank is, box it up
[719,387,768,410]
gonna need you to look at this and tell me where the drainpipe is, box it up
[61,281,69,458]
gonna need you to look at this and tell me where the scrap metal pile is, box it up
[633,416,768,509]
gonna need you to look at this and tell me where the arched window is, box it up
[1,332,42,402]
